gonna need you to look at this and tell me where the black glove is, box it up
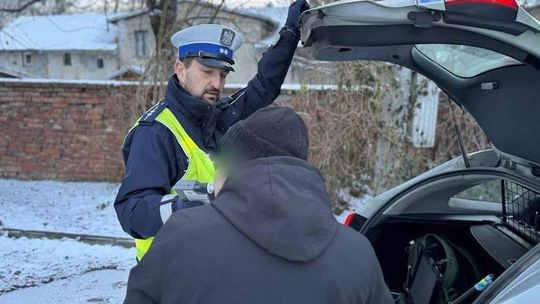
[285,0,310,31]
[173,199,204,211]
[160,195,204,223]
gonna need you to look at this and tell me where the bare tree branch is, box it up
[208,0,225,24]
[0,0,44,13]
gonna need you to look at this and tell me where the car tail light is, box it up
[344,213,356,226]
[445,0,518,20]
[344,213,366,231]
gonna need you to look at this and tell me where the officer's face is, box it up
[175,59,229,105]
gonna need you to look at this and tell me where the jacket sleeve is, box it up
[114,123,187,239]
[218,27,300,130]
[123,288,158,304]
[360,242,395,304]
[124,209,191,304]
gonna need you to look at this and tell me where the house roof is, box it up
[108,65,145,79]
[107,9,148,23]
[0,68,21,78]
[0,14,118,51]
[107,1,280,31]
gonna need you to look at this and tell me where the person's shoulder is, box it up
[128,101,177,140]
[125,101,170,139]
[334,225,374,252]
[125,119,173,150]
[138,101,168,125]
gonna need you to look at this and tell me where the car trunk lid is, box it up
[300,0,540,169]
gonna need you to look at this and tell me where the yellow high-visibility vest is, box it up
[128,104,215,261]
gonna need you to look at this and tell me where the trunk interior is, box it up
[366,217,535,303]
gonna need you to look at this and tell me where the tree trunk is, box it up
[146,0,177,55]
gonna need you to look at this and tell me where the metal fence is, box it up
[503,181,540,244]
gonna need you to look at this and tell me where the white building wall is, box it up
[0,51,49,78]
[116,16,156,70]
[47,51,118,80]
[0,5,284,82]
[114,4,276,84]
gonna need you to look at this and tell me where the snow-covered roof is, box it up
[180,1,280,30]
[107,9,148,23]
[0,68,20,78]
[0,77,337,91]
[107,65,145,79]
[0,61,38,78]
[0,14,118,51]
[106,2,281,31]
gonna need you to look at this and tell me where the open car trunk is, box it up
[299,1,540,302]
[300,0,540,169]
[361,177,540,303]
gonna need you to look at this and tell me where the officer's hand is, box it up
[160,195,204,223]
[285,0,311,30]
[173,199,204,211]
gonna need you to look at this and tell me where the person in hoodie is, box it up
[123,106,394,304]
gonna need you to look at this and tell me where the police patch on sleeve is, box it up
[220,28,235,47]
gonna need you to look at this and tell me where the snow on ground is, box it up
[0,269,128,304]
[0,179,126,237]
[0,179,372,233]
[334,187,372,224]
[0,178,372,302]
[0,234,134,300]
[0,179,134,303]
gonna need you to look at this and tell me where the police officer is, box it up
[115,0,310,261]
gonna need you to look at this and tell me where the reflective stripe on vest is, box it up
[132,106,215,261]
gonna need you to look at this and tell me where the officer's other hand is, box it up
[285,0,311,30]
[160,195,204,223]
[173,199,204,211]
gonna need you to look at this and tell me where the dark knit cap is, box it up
[220,106,309,162]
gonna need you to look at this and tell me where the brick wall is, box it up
[0,79,137,182]
[0,79,296,182]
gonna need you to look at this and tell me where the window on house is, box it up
[64,53,71,66]
[135,30,147,57]
[23,52,32,66]
[97,58,104,69]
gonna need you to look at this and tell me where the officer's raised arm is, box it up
[218,0,310,129]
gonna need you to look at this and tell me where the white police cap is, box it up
[171,24,243,72]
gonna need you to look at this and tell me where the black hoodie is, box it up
[124,157,393,304]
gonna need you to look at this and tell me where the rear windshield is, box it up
[415,44,522,78]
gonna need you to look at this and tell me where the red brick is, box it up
[0,81,216,182]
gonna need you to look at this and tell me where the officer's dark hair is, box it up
[180,57,195,68]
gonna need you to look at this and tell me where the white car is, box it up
[300,1,540,303]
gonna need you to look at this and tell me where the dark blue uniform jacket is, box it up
[114,28,299,239]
